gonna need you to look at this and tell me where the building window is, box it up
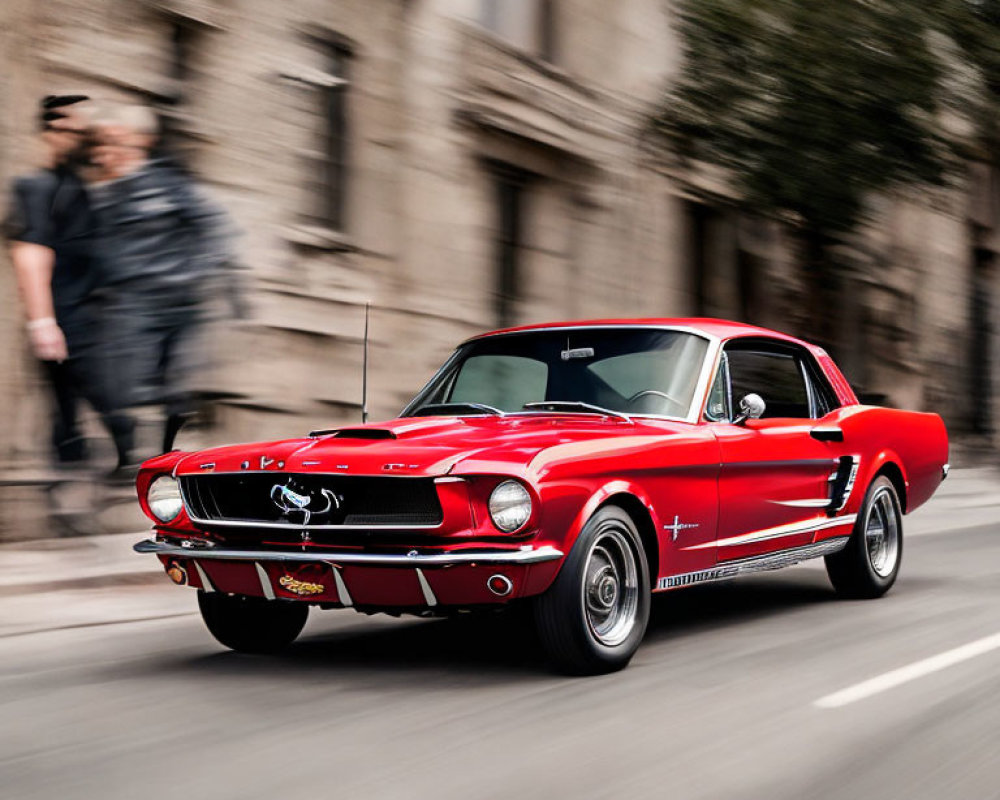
[480,0,556,61]
[970,243,994,434]
[170,19,196,87]
[491,163,533,327]
[321,41,351,231]
[154,17,205,165]
[685,201,761,322]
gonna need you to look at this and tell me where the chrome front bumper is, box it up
[133,539,564,566]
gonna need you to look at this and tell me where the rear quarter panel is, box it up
[830,406,948,514]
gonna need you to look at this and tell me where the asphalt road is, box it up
[2,511,999,800]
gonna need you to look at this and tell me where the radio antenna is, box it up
[361,302,370,423]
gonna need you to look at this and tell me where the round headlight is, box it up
[488,480,532,533]
[148,475,183,522]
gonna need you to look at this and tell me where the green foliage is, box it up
[942,0,1000,153]
[656,0,960,237]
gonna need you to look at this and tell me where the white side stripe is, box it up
[769,498,831,508]
[683,514,857,551]
[814,632,1000,709]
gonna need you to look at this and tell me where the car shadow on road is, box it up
[139,568,858,683]
[644,571,836,644]
[163,610,553,686]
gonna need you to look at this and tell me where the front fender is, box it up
[562,480,661,560]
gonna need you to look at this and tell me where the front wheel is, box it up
[534,506,651,674]
[825,475,902,599]
[198,591,309,653]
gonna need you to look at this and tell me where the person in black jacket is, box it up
[89,104,236,453]
[4,94,135,470]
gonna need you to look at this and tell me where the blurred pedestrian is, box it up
[4,94,136,471]
[89,104,236,453]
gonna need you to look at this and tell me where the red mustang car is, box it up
[135,318,948,673]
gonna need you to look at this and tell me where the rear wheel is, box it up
[534,506,651,674]
[198,591,309,653]
[825,475,902,598]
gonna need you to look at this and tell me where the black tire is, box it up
[533,505,651,674]
[825,475,903,599]
[198,591,309,653]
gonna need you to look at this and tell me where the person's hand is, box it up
[27,318,68,362]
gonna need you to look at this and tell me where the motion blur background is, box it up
[1,0,997,536]
[4,6,1000,800]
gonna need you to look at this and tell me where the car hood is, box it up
[174,414,698,480]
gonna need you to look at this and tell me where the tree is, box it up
[653,0,960,353]
[943,0,1000,159]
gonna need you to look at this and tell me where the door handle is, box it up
[810,426,844,443]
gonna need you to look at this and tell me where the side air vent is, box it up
[827,455,860,515]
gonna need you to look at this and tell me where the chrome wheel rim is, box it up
[582,528,639,647]
[865,487,900,578]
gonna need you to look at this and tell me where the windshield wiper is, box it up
[521,401,631,422]
[415,402,505,417]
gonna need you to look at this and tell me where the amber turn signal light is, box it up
[166,561,188,585]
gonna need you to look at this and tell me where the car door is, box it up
[707,342,852,563]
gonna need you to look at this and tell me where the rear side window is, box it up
[728,349,810,418]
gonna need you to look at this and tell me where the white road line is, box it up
[814,631,1000,709]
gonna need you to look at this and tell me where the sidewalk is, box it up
[0,530,162,595]
[0,467,996,596]
[905,466,1000,537]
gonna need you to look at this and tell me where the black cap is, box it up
[41,94,90,109]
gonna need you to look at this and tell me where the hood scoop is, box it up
[310,427,397,440]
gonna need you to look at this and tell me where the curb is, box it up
[0,570,165,597]
[0,531,162,595]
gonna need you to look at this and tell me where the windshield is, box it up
[402,328,710,419]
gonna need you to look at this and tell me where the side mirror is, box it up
[734,393,765,425]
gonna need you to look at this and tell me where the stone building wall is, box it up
[0,0,991,538]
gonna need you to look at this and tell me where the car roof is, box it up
[467,318,820,351]
[461,318,857,407]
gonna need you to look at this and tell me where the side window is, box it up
[802,368,830,417]
[727,349,810,418]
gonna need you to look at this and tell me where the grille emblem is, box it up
[270,482,340,527]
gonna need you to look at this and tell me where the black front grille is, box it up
[181,474,443,527]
